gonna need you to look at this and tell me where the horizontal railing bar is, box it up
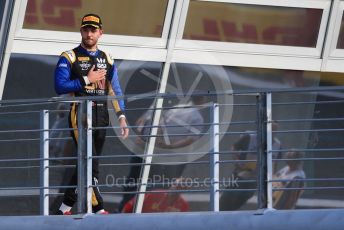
[100,180,257,188]
[0,138,40,142]
[0,166,40,170]
[100,189,211,194]
[106,132,210,139]
[0,110,41,115]
[220,121,256,125]
[269,178,344,182]
[3,185,342,193]
[95,151,255,160]
[48,128,74,132]
[273,118,344,123]
[0,156,77,163]
[217,103,256,107]
[0,164,77,169]
[104,180,257,186]
[94,151,211,159]
[46,165,76,169]
[270,148,344,153]
[98,123,213,131]
[219,188,257,192]
[272,99,344,106]
[218,131,257,136]
[0,129,41,134]
[218,150,258,154]
[48,137,73,141]
[218,159,257,164]
[44,156,78,160]
[274,128,344,133]
[99,161,210,167]
[273,157,344,161]
[0,101,61,109]
[1,153,341,163]
[273,186,344,191]
[2,86,344,105]
[0,185,77,190]
[0,127,75,134]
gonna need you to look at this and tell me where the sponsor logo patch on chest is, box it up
[78,57,90,61]
[96,58,107,69]
[79,62,91,70]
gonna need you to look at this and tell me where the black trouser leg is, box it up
[62,104,108,212]
[90,127,107,212]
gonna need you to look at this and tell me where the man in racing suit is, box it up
[54,13,129,215]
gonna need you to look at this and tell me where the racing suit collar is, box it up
[77,44,100,57]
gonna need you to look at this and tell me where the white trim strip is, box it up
[172,50,322,71]
[11,39,167,62]
[194,0,330,8]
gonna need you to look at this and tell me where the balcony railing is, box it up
[0,87,344,216]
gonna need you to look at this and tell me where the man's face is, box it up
[80,26,103,49]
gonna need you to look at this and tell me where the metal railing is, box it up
[0,88,344,215]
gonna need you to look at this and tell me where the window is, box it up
[0,1,5,24]
[23,0,169,37]
[337,13,344,49]
[0,0,12,76]
[183,0,323,47]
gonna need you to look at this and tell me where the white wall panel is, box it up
[172,49,322,71]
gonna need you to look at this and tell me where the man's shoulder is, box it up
[60,49,76,64]
[98,49,114,65]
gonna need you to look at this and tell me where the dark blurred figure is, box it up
[273,151,306,209]
[220,125,282,211]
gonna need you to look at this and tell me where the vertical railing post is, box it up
[77,101,86,214]
[266,92,274,209]
[256,93,267,210]
[210,103,220,212]
[40,110,49,216]
[86,100,93,214]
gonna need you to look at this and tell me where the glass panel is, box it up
[1,54,57,215]
[337,13,344,49]
[141,63,235,212]
[0,0,9,74]
[151,64,343,212]
[23,0,168,37]
[2,53,344,214]
[272,89,344,210]
[3,54,58,99]
[183,1,323,47]
[227,68,344,210]
[96,60,164,213]
[0,1,5,25]
[1,53,163,215]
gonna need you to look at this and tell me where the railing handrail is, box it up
[1,86,344,105]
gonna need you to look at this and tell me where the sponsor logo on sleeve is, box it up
[59,63,68,68]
